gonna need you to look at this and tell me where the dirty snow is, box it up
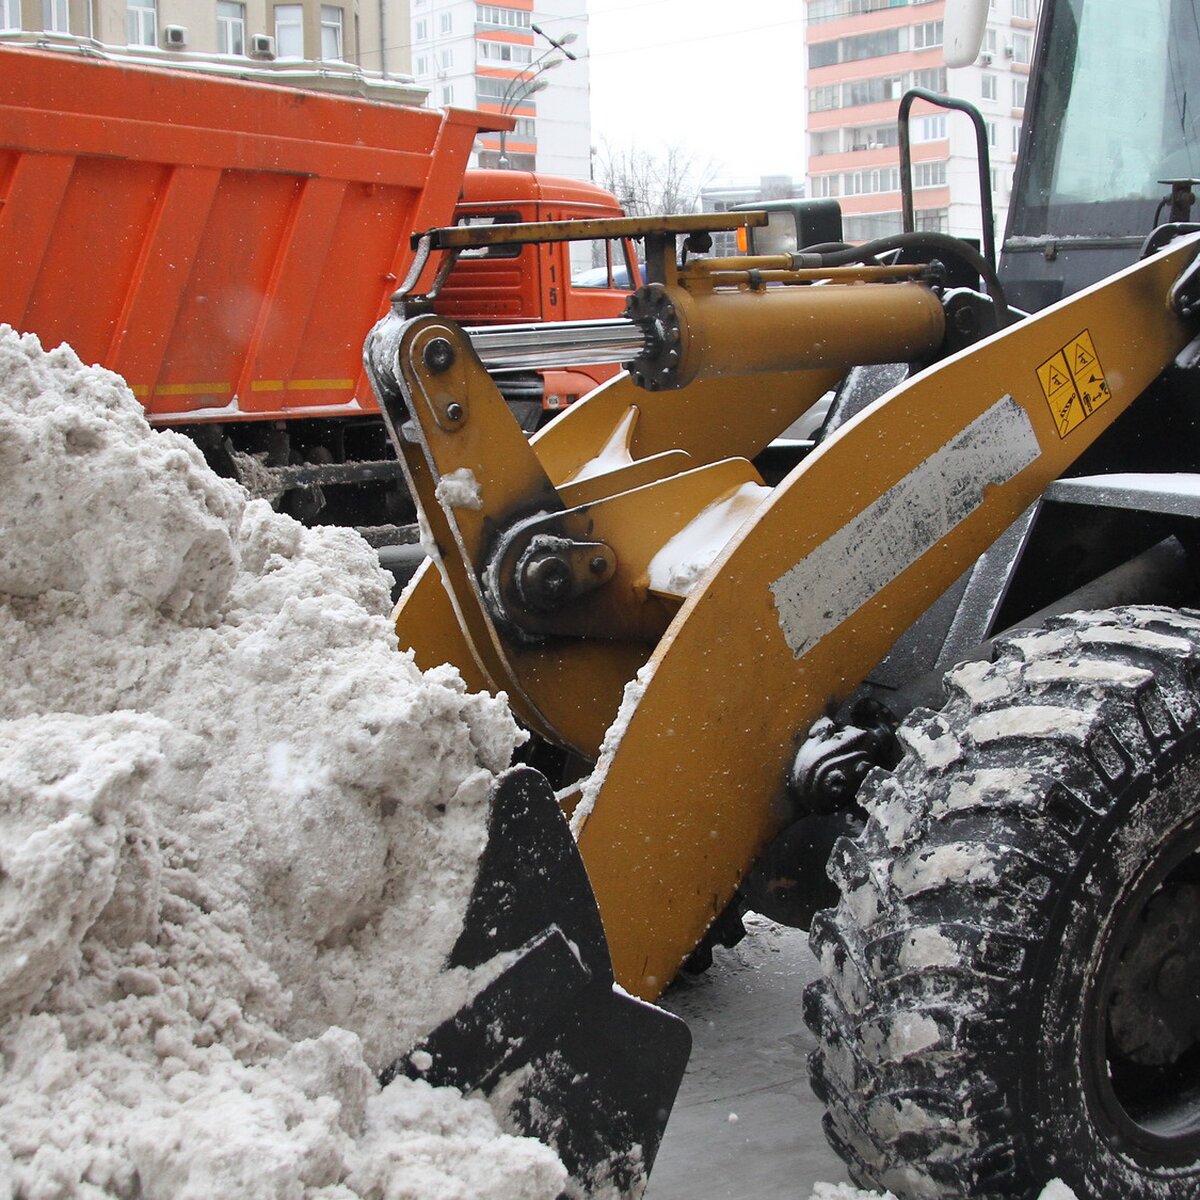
[805,1183,1078,1200]
[895,843,999,895]
[1023,658,1152,688]
[967,703,1096,745]
[646,481,770,598]
[0,328,567,1198]
[561,405,637,485]
[434,466,483,511]
[896,713,962,770]
[894,927,961,971]
[569,664,651,837]
[1078,624,1193,656]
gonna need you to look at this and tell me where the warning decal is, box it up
[1037,329,1110,438]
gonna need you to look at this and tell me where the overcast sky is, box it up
[583,0,809,187]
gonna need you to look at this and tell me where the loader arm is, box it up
[367,226,1200,1000]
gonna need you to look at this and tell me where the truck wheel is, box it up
[804,606,1200,1200]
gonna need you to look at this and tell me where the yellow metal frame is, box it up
[389,234,1200,998]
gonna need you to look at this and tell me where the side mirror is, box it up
[944,0,990,68]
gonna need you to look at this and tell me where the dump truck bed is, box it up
[0,42,501,425]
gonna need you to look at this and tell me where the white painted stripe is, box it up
[770,394,1041,658]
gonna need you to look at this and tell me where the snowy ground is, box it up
[648,918,1081,1200]
[648,917,855,1199]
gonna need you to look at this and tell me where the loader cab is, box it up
[1000,0,1200,310]
[435,170,640,419]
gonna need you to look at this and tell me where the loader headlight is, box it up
[753,211,801,257]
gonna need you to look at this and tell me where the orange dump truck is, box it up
[0,42,633,536]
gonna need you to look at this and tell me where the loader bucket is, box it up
[382,766,691,1196]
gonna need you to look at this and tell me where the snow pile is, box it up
[0,329,567,1197]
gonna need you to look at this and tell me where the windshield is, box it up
[1013,0,1200,238]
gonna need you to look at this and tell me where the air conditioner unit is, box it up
[250,33,275,58]
[980,50,994,64]
[1003,42,1015,57]
[163,24,187,48]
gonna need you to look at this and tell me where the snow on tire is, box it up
[804,606,1200,1200]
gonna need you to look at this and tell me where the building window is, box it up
[1013,78,1028,108]
[811,130,840,155]
[809,85,839,113]
[918,114,947,141]
[914,161,946,188]
[983,27,998,55]
[1013,0,1032,17]
[912,66,947,92]
[810,28,901,69]
[981,73,997,101]
[810,74,913,113]
[320,5,342,58]
[839,127,899,152]
[275,3,303,55]
[810,0,930,20]
[479,40,532,64]
[441,84,453,104]
[914,207,949,233]
[414,17,427,40]
[477,75,535,103]
[986,121,997,146]
[3,0,21,28]
[476,4,530,30]
[812,174,840,199]
[440,47,452,68]
[845,74,904,106]
[511,116,535,138]
[911,21,942,50]
[843,167,901,196]
[1012,124,1022,153]
[126,0,155,43]
[44,0,69,30]
[415,53,428,74]
[217,1,245,54]
[42,0,68,29]
[439,10,451,33]
[1009,32,1031,64]
[843,212,904,242]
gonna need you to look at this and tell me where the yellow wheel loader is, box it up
[366,1,1200,1196]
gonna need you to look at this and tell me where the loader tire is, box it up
[804,606,1200,1200]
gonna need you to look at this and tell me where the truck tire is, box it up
[804,606,1200,1200]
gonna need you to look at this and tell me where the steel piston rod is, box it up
[465,277,945,389]
[466,318,648,373]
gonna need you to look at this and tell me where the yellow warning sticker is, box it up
[1037,329,1110,438]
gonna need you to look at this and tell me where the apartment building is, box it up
[409,0,591,179]
[1,0,411,83]
[806,0,1040,244]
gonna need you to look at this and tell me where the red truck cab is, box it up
[437,169,640,424]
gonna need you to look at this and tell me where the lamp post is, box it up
[495,25,578,169]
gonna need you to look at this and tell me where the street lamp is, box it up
[495,25,579,169]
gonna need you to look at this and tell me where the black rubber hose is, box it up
[796,231,1013,330]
